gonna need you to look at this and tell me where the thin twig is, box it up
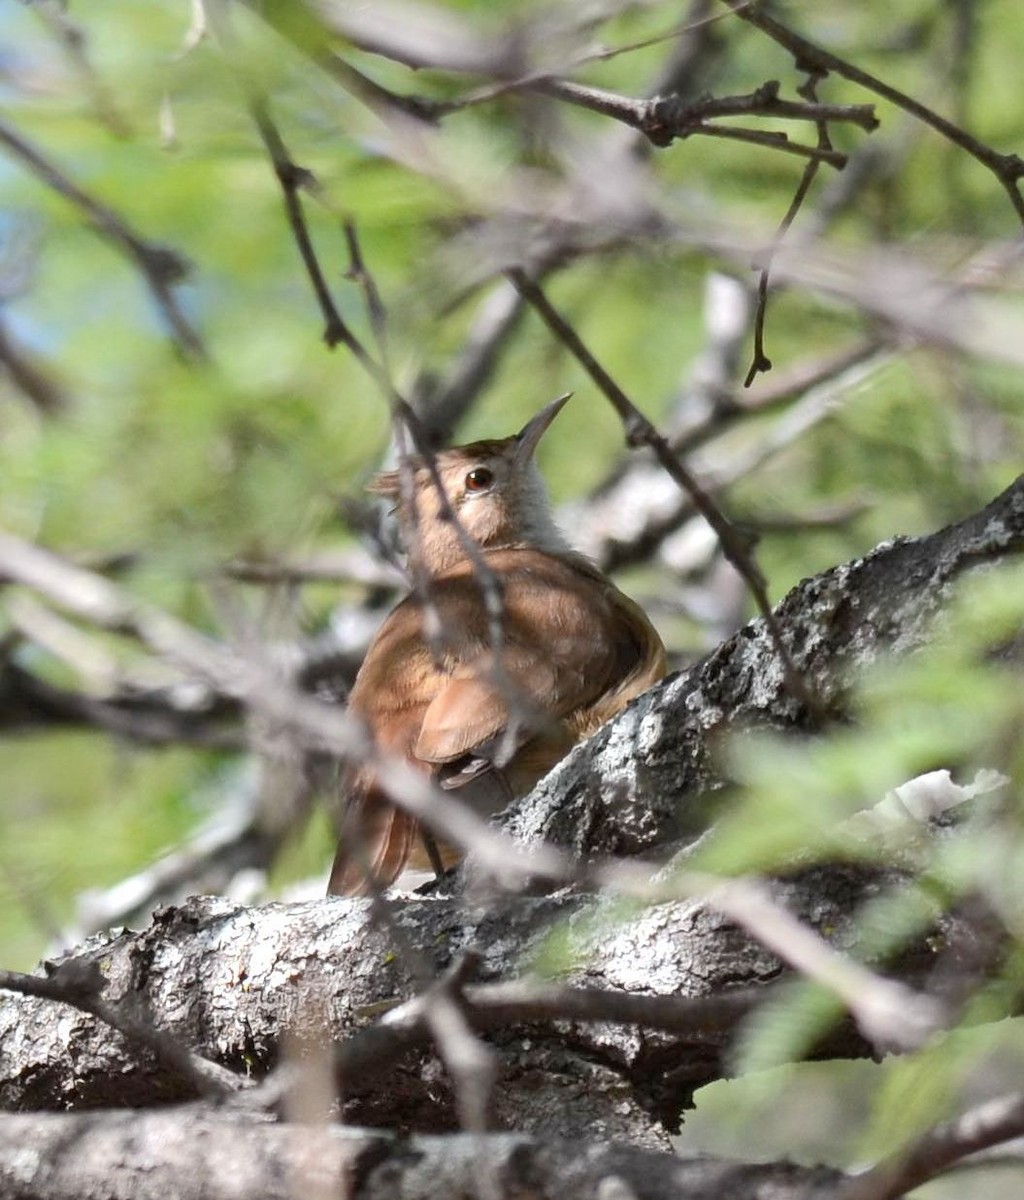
[725,1,1024,227]
[839,1091,1024,1200]
[0,965,247,1099]
[247,99,358,352]
[223,550,402,588]
[343,220,390,368]
[675,335,884,454]
[691,121,847,168]
[210,6,389,363]
[356,6,738,118]
[745,71,834,386]
[0,119,204,359]
[505,267,826,725]
[30,0,131,136]
[0,315,67,413]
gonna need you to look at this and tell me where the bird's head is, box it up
[370,395,572,575]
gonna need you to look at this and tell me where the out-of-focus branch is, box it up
[0,964,246,1099]
[0,120,204,359]
[0,1108,846,1200]
[0,315,67,413]
[29,0,130,136]
[0,659,242,748]
[840,1091,1024,1200]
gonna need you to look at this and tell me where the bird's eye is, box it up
[464,467,494,493]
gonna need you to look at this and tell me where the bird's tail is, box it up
[327,787,418,896]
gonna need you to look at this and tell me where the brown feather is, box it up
[327,407,666,896]
[328,787,417,896]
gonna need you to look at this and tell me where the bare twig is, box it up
[535,77,871,163]
[209,5,394,364]
[30,0,131,136]
[0,529,237,682]
[223,549,402,588]
[688,119,847,168]
[0,315,67,413]
[0,965,247,1099]
[725,1,1024,227]
[0,120,204,359]
[505,267,825,724]
[745,72,834,386]
[247,99,361,353]
[343,220,390,367]
[840,1091,1024,1200]
[423,10,733,116]
[673,335,884,455]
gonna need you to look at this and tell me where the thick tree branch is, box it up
[504,472,1024,867]
[0,1109,845,1200]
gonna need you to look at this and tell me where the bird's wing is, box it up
[569,578,667,737]
[328,550,666,896]
[413,550,661,767]
[413,649,558,766]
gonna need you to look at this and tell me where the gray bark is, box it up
[2,864,942,1126]
[1,474,1022,1199]
[500,472,1024,861]
[0,1109,845,1200]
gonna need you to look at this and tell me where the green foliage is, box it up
[2,3,1024,1183]
[0,733,222,967]
[678,561,1024,1173]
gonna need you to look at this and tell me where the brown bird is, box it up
[327,396,666,896]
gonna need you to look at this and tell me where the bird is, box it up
[327,395,666,896]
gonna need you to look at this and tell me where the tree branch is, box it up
[725,1,1024,226]
[0,119,204,359]
[0,1109,845,1200]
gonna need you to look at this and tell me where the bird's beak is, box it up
[514,393,572,466]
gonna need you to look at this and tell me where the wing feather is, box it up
[329,547,666,895]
